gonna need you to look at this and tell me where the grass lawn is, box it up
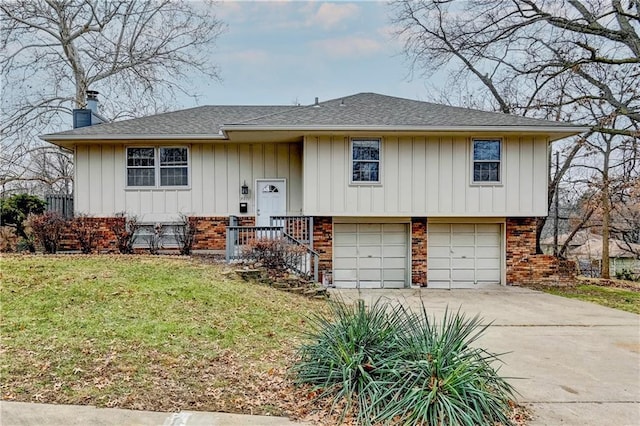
[538,281,640,315]
[0,255,328,416]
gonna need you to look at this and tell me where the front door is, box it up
[256,179,286,227]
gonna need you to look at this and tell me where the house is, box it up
[541,232,640,278]
[41,92,587,288]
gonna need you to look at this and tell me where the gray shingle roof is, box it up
[42,92,582,140]
[231,92,574,127]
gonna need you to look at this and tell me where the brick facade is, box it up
[411,218,428,287]
[190,216,254,251]
[312,217,333,282]
[59,217,124,253]
[506,217,575,285]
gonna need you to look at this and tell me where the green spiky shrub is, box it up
[293,299,516,426]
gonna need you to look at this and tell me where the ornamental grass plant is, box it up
[293,299,516,426]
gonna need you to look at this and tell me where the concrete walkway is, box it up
[334,286,640,426]
[2,286,638,425]
[0,401,306,426]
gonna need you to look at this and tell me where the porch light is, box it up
[241,181,249,195]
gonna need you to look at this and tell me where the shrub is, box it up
[69,214,99,254]
[0,226,18,252]
[615,269,638,282]
[147,223,165,255]
[26,212,68,253]
[242,237,308,276]
[110,212,141,254]
[175,214,198,255]
[0,194,46,242]
[293,299,516,426]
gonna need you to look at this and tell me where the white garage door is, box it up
[334,223,408,289]
[428,223,501,289]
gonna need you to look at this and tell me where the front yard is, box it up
[0,255,327,417]
[531,277,640,315]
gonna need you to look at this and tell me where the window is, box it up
[127,147,155,186]
[159,147,188,186]
[127,146,189,187]
[351,138,380,183]
[472,139,501,183]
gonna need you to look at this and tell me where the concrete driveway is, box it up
[331,286,640,426]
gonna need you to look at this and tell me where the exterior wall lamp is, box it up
[241,181,249,195]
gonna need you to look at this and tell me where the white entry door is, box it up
[256,179,286,227]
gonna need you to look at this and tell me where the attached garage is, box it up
[428,223,502,288]
[333,222,408,288]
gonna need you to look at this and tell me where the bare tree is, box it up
[1,0,224,194]
[391,0,640,276]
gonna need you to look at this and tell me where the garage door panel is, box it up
[334,257,357,269]
[452,258,475,269]
[429,258,450,268]
[452,247,475,258]
[384,257,406,268]
[359,269,382,280]
[383,223,406,232]
[359,281,382,289]
[384,233,407,244]
[452,233,475,245]
[359,246,381,257]
[359,234,382,245]
[477,258,500,268]
[359,257,382,268]
[477,224,500,233]
[430,246,451,257]
[477,234,500,245]
[334,269,357,280]
[359,224,382,233]
[429,234,451,245]
[382,280,405,289]
[383,246,406,257]
[452,269,475,281]
[334,246,357,257]
[476,269,500,281]
[335,224,356,233]
[383,269,406,280]
[335,233,357,245]
[452,224,475,233]
[429,269,451,280]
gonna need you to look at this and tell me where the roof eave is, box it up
[40,133,228,143]
[222,124,589,138]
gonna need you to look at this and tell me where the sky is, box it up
[182,1,441,106]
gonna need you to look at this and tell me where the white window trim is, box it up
[470,138,503,186]
[350,137,382,185]
[126,145,191,189]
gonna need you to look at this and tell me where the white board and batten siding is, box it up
[303,135,549,217]
[74,142,303,221]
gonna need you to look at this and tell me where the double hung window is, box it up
[351,138,381,183]
[472,139,501,183]
[127,147,189,187]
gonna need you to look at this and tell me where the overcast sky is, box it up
[184,1,441,106]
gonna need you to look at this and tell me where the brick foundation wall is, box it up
[59,217,124,253]
[506,217,575,285]
[190,216,255,251]
[411,218,427,287]
[313,217,333,280]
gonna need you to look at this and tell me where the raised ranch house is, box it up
[42,92,586,288]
